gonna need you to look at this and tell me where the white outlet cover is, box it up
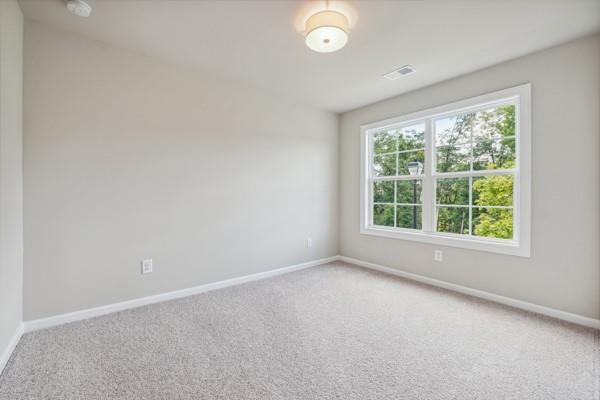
[141,259,153,274]
[434,250,443,262]
[306,238,313,248]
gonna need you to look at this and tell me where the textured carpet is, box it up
[1,262,598,400]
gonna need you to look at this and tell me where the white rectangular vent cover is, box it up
[384,65,416,80]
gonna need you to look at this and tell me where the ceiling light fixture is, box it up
[305,4,349,53]
[66,0,93,17]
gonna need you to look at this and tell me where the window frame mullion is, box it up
[422,119,434,233]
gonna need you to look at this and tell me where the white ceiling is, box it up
[19,0,600,113]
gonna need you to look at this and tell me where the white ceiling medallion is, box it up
[305,10,349,53]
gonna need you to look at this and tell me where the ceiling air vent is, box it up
[383,65,416,80]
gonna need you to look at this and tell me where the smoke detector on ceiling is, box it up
[66,0,92,17]
[383,65,416,80]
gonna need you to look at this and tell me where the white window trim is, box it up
[360,83,531,257]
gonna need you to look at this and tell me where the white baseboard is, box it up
[339,256,600,330]
[22,254,600,334]
[0,323,24,375]
[24,256,338,333]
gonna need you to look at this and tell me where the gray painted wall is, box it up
[0,0,24,356]
[340,34,600,319]
[21,21,600,322]
[23,21,338,320]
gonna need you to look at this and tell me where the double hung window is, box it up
[360,84,531,256]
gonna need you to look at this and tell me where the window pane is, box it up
[396,180,422,204]
[373,153,396,176]
[373,181,394,203]
[470,104,515,142]
[436,206,469,235]
[436,145,470,172]
[435,104,515,147]
[473,137,516,171]
[373,131,397,154]
[398,124,425,152]
[435,104,516,172]
[434,115,472,146]
[398,150,425,176]
[472,207,513,239]
[396,205,422,229]
[373,204,394,227]
[436,178,469,205]
[472,175,513,207]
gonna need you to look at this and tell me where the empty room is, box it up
[0,0,599,398]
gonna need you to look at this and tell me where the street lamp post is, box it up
[407,161,423,229]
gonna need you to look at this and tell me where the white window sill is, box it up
[360,225,530,257]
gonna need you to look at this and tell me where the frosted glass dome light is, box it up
[305,10,349,53]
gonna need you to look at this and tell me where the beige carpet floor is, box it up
[1,262,598,399]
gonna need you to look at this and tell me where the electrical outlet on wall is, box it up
[306,237,313,248]
[434,250,443,262]
[141,259,153,274]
